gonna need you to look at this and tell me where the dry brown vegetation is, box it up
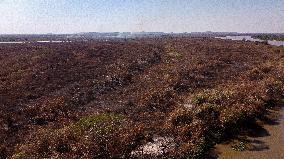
[0,38,283,158]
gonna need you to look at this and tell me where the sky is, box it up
[0,0,283,34]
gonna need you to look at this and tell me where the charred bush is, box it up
[148,51,162,64]
[173,71,207,93]
[1,38,283,158]
[37,139,51,158]
[0,147,7,159]
[94,74,133,94]
[31,117,48,126]
[172,114,193,126]
[56,141,71,154]
[195,107,220,122]
[146,91,176,113]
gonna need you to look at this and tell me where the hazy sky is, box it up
[0,0,283,34]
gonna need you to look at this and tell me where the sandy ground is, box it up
[212,107,284,159]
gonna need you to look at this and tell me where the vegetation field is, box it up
[0,38,283,158]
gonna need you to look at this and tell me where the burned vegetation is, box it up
[0,38,283,158]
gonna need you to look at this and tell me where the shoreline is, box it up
[210,105,284,159]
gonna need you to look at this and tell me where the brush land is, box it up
[0,37,283,158]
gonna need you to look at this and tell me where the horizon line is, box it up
[1,31,284,35]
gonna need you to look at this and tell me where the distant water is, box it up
[0,41,72,44]
[37,41,71,43]
[0,41,25,44]
[216,36,284,46]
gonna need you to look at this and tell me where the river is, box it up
[0,41,72,44]
[210,106,284,159]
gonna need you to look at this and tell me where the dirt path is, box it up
[212,107,284,159]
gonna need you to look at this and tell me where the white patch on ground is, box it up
[183,103,194,109]
[131,136,176,157]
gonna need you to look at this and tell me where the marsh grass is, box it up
[1,38,283,158]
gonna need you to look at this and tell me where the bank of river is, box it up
[211,106,284,159]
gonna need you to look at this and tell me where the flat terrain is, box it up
[0,38,283,158]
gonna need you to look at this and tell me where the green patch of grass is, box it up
[190,137,209,159]
[12,151,27,159]
[70,112,123,135]
[199,103,222,112]
[231,141,248,151]
[167,51,183,58]
[221,107,246,124]
[165,44,183,59]
[192,89,234,105]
